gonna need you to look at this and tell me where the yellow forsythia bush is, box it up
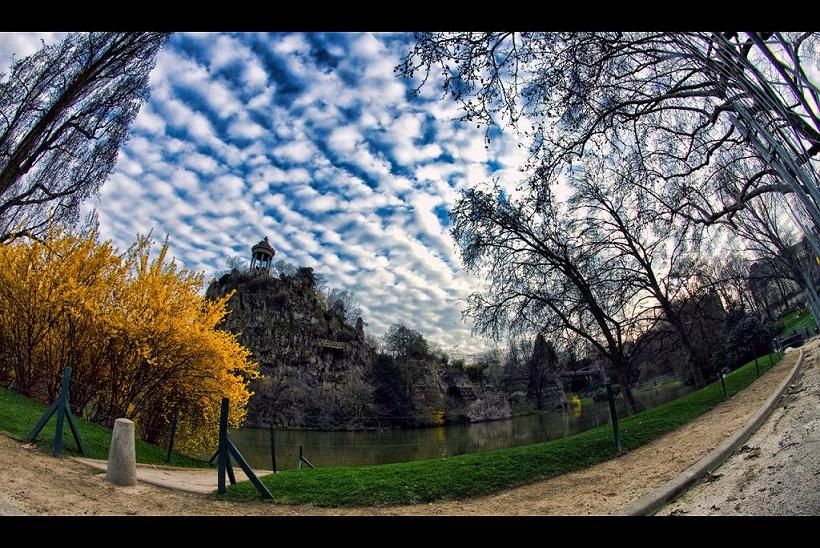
[0,228,258,455]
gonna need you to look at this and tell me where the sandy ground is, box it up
[657,343,820,516]
[73,457,272,494]
[0,343,808,516]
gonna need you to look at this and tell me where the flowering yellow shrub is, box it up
[431,409,446,426]
[0,228,258,454]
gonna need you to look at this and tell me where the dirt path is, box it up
[657,344,820,516]
[72,457,272,494]
[0,344,808,516]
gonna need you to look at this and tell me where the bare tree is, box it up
[272,259,298,277]
[383,323,429,359]
[0,32,170,242]
[451,181,646,411]
[702,252,763,315]
[326,287,363,325]
[313,271,329,295]
[398,32,818,230]
[569,158,712,386]
[213,255,247,279]
[526,333,561,409]
[730,186,820,320]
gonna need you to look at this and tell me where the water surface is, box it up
[226,382,691,470]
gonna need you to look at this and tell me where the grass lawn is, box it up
[0,385,210,468]
[223,352,784,506]
[579,377,680,408]
[636,378,681,392]
[775,308,816,338]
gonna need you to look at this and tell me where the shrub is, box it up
[0,228,258,454]
[726,312,775,369]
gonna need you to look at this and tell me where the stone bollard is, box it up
[106,418,137,486]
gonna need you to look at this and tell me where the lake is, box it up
[225,381,691,470]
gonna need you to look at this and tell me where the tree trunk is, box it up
[687,355,707,388]
[661,309,707,389]
[612,362,637,414]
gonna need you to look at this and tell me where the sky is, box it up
[0,32,535,355]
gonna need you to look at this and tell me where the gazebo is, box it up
[250,237,275,273]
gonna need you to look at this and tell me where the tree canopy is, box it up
[398,32,819,232]
[383,323,430,359]
[0,32,170,243]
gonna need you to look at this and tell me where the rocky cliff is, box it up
[205,267,371,428]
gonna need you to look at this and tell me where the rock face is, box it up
[206,267,370,428]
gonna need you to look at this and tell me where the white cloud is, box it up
[212,174,246,198]
[301,194,338,214]
[328,126,361,154]
[273,139,315,164]
[349,33,383,59]
[227,114,267,141]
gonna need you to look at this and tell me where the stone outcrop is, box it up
[206,267,370,427]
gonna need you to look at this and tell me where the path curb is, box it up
[612,348,805,516]
[73,456,212,472]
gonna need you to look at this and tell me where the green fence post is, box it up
[214,397,271,498]
[26,368,85,456]
[64,403,86,456]
[225,455,237,485]
[217,398,228,494]
[52,367,72,457]
[719,370,727,399]
[269,423,277,473]
[605,383,623,454]
[227,440,272,499]
[165,409,179,464]
[26,401,59,444]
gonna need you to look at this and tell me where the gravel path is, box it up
[0,344,808,516]
[657,342,820,516]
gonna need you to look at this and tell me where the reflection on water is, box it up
[224,382,691,470]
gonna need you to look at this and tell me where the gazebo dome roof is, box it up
[252,237,275,256]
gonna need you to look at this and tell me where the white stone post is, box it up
[106,418,137,486]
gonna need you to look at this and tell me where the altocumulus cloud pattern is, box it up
[0,32,535,353]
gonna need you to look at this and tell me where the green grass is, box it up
[578,378,679,407]
[0,385,210,468]
[775,308,816,338]
[636,378,681,392]
[223,352,784,506]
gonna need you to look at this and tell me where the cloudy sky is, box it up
[0,32,535,354]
